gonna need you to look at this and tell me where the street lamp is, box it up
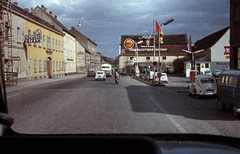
[133,40,143,76]
[156,17,175,73]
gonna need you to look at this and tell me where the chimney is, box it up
[49,11,52,16]
[24,8,29,12]
[41,5,44,9]
[44,7,47,12]
[13,2,18,6]
[54,15,57,19]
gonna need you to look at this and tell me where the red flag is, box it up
[155,20,160,33]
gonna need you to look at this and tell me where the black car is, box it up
[87,71,95,77]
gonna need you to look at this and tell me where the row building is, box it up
[3,2,101,82]
[119,34,188,74]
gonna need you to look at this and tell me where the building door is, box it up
[28,58,32,80]
[196,64,200,74]
[47,61,51,77]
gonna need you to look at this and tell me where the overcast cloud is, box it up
[16,0,229,58]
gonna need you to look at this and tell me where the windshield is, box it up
[2,0,239,139]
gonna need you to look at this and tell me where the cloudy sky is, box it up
[17,0,229,59]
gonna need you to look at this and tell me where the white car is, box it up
[188,75,217,98]
[160,73,168,84]
[212,69,221,77]
[95,71,106,81]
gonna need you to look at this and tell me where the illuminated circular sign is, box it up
[86,54,90,59]
[124,39,134,49]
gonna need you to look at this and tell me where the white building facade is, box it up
[185,27,230,77]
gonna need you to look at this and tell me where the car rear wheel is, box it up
[233,106,240,118]
[217,98,225,111]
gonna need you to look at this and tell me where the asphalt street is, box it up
[6,74,240,137]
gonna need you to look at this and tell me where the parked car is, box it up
[204,70,212,76]
[87,71,95,77]
[95,71,106,81]
[212,69,221,77]
[160,73,168,84]
[216,70,240,118]
[188,74,217,98]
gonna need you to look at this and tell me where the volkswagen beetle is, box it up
[188,75,217,98]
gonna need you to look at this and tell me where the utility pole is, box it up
[182,36,204,71]
[189,36,195,70]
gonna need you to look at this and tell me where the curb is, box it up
[6,74,86,94]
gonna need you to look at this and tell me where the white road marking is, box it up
[150,97,187,133]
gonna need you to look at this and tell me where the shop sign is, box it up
[46,50,53,55]
[216,62,229,65]
[129,48,168,52]
[225,56,230,59]
[24,29,42,43]
[224,46,230,55]
[137,31,154,40]
[12,57,20,61]
[124,38,134,49]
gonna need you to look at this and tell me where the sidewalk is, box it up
[6,74,86,94]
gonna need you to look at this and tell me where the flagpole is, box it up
[153,16,155,77]
[158,27,160,73]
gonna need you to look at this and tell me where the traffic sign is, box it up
[157,73,162,77]
[133,58,136,63]
[153,61,157,66]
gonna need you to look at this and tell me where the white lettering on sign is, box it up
[224,46,230,55]
[24,29,42,43]
[129,48,168,52]
[137,31,154,40]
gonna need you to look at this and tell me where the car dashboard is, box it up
[1,130,240,154]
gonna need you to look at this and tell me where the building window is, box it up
[130,57,133,60]
[28,29,31,45]
[34,59,37,73]
[59,61,61,71]
[146,57,150,60]
[52,38,54,50]
[61,41,63,52]
[39,59,42,72]
[162,56,166,60]
[62,61,64,71]
[53,60,55,72]
[235,3,240,22]
[5,24,9,40]
[43,35,46,48]
[56,61,58,71]
[17,27,21,43]
[33,31,37,47]
[39,35,42,47]
[56,39,58,51]
[44,60,47,72]
[47,36,51,49]
[205,63,209,68]
[59,40,60,52]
